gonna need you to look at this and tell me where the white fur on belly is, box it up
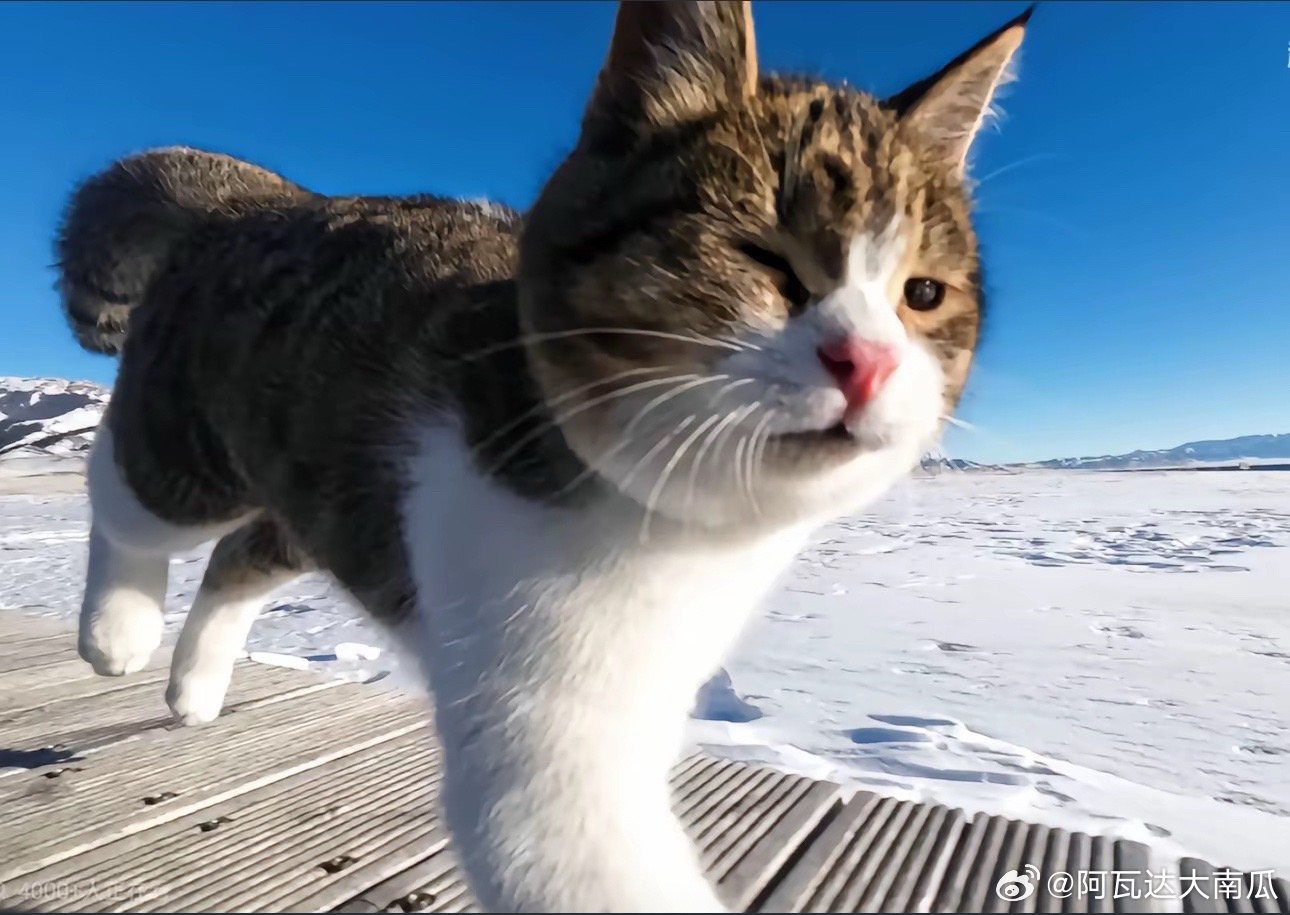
[400,423,807,912]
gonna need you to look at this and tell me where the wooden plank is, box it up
[672,755,737,815]
[0,667,171,718]
[0,641,81,674]
[715,779,840,912]
[0,729,434,911]
[698,771,812,909]
[0,651,175,716]
[871,803,957,913]
[1086,835,1115,914]
[958,815,1011,913]
[933,812,992,912]
[339,844,468,913]
[834,795,919,910]
[850,799,933,911]
[756,791,874,912]
[676,758,758,823]
[0,614,75,645]
[1223,866,1257,915]
[670,752,713,788]
[1012,822,1051,914]
[1064,831,1093,913]
[1112,840,1152,914]
[807,794,901,911]
[132,761,442,910]
[1034,828,1072,914]
[0,630,72,656]
[693,766,785,850]
[1267,878,1290,915]
[971,816,1025,915]
[0,685,427,883]
[1180,858,1224,914]
[0,660,332,750]
[0,652,173,704]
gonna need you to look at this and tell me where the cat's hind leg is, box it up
[80,426,251,676]
[167,517,311,726]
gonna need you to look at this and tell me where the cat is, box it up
[54,2,1029,911]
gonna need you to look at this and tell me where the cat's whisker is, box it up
[940,414,978,432]
[619,414,699,506]
[744,409,777,518]
[484,373,704,476]
[616,372,735,493]
[682,393,758,517]
[970,151,1061,190]
[718,333,765,353]
[471,364,684,460]
[749,403,779,505]
[620,374,731,441]
[452,327,744,364]
[539,375,744,506]
[732,428,750,512]
[640,413,724,544]
[973,202,1088,240]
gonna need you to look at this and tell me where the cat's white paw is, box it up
[78,603,162,676]
[165,671,230,726]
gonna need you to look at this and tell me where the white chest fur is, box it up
[400,424,807,912]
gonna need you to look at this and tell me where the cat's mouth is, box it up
[768,419,894,461]
[771,421,857,446]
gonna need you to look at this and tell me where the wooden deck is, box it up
[0,614,1283,914]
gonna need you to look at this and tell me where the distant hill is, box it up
[917,455,1011,475]
[0,376,109,459]
[2,375,1285,475]
[1020,434,1290,470]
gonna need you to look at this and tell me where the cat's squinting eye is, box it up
[739,243,811,313]
[903,278,946,312]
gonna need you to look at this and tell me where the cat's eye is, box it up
[739,243,811,313]
[904,278,946,312]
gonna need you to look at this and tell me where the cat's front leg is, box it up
[416,601,729,913]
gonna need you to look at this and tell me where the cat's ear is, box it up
[886,7,1032,174]
[584,1,758,134]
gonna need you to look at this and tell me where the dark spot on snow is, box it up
[1092,624,1147,639]
[931,641,979,653]
[842,726,934,745]
[1236,743,1286,756]
[869,714,958,728]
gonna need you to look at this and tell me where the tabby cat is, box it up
[55,2,1029,910]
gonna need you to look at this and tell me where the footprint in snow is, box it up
[926,640,980,653]
[1091,624,1148,639]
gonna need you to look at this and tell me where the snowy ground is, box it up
[1,465,1287,872]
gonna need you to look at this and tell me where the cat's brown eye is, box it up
[739,243,811,313]
[904,278,946,312]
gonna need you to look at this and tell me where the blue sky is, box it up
[1,1,1287,463]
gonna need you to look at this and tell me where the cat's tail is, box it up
[55,147,312,354]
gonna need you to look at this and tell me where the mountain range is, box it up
[2,376,1286,471]
[0,376,109,458]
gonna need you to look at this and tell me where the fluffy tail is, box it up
[55,147,313,354]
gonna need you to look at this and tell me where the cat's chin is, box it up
[587,431,926,536]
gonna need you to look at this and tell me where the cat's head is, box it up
[519,0,1028,530]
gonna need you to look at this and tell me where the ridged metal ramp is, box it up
[0,615,1282,913]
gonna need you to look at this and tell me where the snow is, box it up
[1,461,1286,872]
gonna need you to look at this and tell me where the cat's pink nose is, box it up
[817,337,901,417]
